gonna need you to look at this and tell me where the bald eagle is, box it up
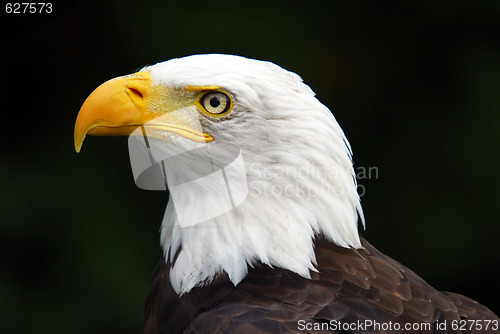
[75,55,498,333]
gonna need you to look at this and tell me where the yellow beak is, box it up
[74,71,213,152]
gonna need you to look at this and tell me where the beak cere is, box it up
[74,71,158,152]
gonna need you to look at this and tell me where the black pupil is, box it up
[209,96,221,108]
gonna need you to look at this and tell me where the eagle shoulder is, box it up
[142,237,499,334]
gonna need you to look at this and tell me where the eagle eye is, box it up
[200,91,232,116]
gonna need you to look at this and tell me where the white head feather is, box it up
[142,54,364,294]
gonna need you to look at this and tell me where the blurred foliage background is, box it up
[1,0,499,333]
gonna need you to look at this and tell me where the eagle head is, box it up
[75,54,364,294]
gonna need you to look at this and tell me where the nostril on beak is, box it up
[127,87,143,99]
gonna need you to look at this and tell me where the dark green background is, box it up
[1,0,499,333]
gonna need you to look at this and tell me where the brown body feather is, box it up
[142,237,499,333]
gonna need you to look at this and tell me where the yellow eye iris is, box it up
[199,91,232,116]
